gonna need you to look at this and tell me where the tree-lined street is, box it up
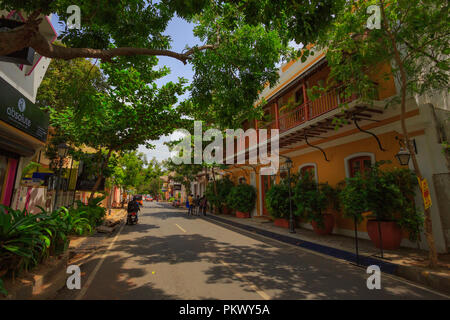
[54,201,447,300]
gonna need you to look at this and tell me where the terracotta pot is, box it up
[223,206,232,215]
[236,211,250,218]
[367,220,402,250]
[274,218,290,228]
[311,213,335,235]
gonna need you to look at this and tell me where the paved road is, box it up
[54,202,448,300]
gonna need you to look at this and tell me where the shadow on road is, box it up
[110,225,438,300]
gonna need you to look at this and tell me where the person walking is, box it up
[200,195,207,216]
[195,195,200,216]
[188,194,194,216]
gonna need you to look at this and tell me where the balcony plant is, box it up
[294,171,335,235]
[227,184,256,218]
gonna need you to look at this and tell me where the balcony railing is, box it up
[277,86,357,133]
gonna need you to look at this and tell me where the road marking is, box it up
[75,222,126,300]
[175,223,186,233]
[220,260,270,300]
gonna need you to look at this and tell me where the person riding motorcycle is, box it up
[127,196,141,223]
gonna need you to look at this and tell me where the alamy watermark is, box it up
[366,265,381,289]
[171,121,280,175]
[66,5,81,30]
[66,265,81,290]
[366,5,381,30]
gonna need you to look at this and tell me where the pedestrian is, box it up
[188,194,194,216]
[200,195,207,216]
[195,195,200,215]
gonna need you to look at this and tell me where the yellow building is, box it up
[224,48,450,253]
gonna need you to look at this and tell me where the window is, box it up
[298,163,317,181]
[238,177,247,184]
[348,156,372,177]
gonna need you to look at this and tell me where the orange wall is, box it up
[288,131,402,232]
[229,130,420,237]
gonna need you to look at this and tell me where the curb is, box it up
[1,251,69,300]
[204,214,450,295]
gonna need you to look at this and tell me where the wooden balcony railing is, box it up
[277,86,357,133]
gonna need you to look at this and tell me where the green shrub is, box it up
[205,177,234,212]
[70,196,106,229]
[265,182,294,219]
[227,184,256,213]
[293,171,328,227]
[339,161,423,241]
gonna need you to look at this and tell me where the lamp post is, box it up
[285,157,295,233]
[53,143,69,210]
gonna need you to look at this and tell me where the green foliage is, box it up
[205,177,234,212]
[293,172,328,227]
[265,182,292,219]
[315,0,449,113]
[70,196,107,229]
[339,173,369,224]
[0,196,105,292]
[339,161,423,240]
[227,184,256,213]
[0,206,51,275]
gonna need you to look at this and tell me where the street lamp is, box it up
[284,157,295,234]
[395,147,411,166]
[53,143,69,210]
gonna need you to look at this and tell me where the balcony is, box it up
[275,86,357,133]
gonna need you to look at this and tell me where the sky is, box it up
[50,14,201,163]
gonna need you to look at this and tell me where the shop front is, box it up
[0,76,49,208]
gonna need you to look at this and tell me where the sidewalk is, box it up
[68,208,127,264]
[202,212,450,295]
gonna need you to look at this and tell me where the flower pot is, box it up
[367,220,402,250]
[274,218,290,228]
[311,213,335,235]
[236,211,250,218]
[223,206,232,215]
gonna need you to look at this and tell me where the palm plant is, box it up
[0,205,51,276]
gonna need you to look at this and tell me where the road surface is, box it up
[54,201,448,300]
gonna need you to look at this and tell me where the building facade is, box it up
[225,48,450,253]
[0,10,57,212]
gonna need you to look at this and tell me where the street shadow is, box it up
[111,229,440,300]
[55,253,181,300]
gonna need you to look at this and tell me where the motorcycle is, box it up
[127,211,138,225]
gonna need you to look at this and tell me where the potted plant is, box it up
[365,162,423,250]
[294,172,334,235]
[205,177,235,214]
[265,181,297,228]
[340,161,423,250]
[227,184,256,218]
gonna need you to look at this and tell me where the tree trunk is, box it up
[380,1,438,267]
[88,149,112,202]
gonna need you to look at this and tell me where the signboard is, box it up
[0,77,49,142]
[418,177,432,210]
[173,184,182,191]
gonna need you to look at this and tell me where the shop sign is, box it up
[0,78,49,142]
